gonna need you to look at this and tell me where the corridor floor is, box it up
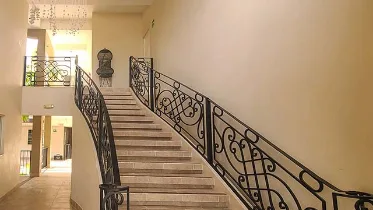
[0,160,73,210]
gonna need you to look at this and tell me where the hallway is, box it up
[0,160,73,210]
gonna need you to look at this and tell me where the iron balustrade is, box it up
[129,56,373,210]
[74,65,129,210]
[23,56,75,87]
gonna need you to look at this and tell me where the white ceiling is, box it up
[28,0,153,19]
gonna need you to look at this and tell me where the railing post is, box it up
[205,98,213,165]
[129,57,132,88]
[77,68,82,109]
[23,56,27,86]
[98,99,104,165]
[149,69,155,111]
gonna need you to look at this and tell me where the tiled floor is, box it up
[0,160,73,210]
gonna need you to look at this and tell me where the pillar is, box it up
[44,116,52,168]
[30,116,44,177]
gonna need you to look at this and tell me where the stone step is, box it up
[106,100,137,105]
[129,188,227,194]
[118,162,203,174]
[112,123,162,130]
[107,105,141,110]
[110,116,154,123]
[115,140,181,150]
[113,131,172,140]
[117,150,192,162]
[123,206,230,210]
[109,110,146,116]
[100,88,131,95]
[121,193,229,208]
[120,176,214,189]
[104,95,134,100]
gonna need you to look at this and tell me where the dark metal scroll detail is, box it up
[100,184,129,210]
[74,66,127,210]
[24,56,74,86]
[129,57,151,107]
[153,71,206,157]
[128,56,373,210]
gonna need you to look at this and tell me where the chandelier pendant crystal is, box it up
[28,0,88,36]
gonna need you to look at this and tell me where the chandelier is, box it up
[29,0,88,36]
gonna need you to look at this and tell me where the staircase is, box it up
[100,87,231,210]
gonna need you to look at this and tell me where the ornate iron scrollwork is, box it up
[75,66,127,210]
[129,56,373,210]
[24,56,73,86]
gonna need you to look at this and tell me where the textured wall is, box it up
[71,107,101,210]
[143,0,373,193]
[92,13,143,88]
[0,0,28,198]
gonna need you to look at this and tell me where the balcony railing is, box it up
[129,56,373,210]
[23,56,76,87]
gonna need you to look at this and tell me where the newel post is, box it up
[205,98,214,165]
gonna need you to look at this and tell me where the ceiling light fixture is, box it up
[29,0,88,36]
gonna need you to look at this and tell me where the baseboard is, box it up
[0,177,32,203]
[70,198,83,210]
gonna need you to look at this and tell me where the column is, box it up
[30,116,44,177]
[44,116,52,168]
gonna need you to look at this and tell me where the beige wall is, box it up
[92,13,143,87]
[22,87,75,116]
[71,107,101,210]
[143,0,373,194]
[50,125,65,158]
[48,30,93,74]
[20,123,33,151]
[21,122,68,160]
[0,0,28,198]
[27,29,54,57]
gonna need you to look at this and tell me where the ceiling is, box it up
[28,0,154,19]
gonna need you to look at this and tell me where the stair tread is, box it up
[126,188,227,194]
[112,123,162,129]
[121,206,230,210]
[120,175,214,189]
[121,192,229,208]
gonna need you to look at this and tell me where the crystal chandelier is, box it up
[29,0,88,36]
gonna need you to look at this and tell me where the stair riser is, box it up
[115,137,173,141]
[109,111,146,116]
[106,100,137,105]
[104,96,134,100]
[111,123,161,130]
[119,169,202,175]
[118,156,191,162]
[107,105,140,110]
[123,207,229,210]
[126,184,213,189]
[121,200,229,208]
[116,145,181,150]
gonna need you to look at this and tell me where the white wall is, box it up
[143,0,373,193]
[22,87,75,116]
[0,0,28,198]
[92,13,143,88]
[71,106,101,210]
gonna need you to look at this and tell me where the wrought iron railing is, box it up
[129,56,373,210]
[23,56,75,87]
[74,65,129,210]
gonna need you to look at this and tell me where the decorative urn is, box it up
[96,48,114,86]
